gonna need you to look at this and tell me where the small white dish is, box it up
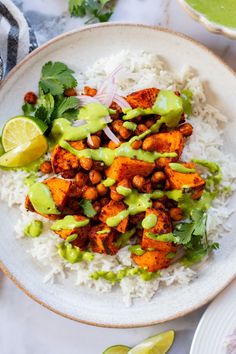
[190,279,236,354]
[1,23,236,327]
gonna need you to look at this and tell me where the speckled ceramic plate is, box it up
[178,0,236,39]
[190,279,236,354]
[1,24,236,328]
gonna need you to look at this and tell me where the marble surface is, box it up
[1,0,236,353]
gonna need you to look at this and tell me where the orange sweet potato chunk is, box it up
[126,88,160,109]
[164,162,205,190]
[132,250,171,272]
[89,224,118,255]
[141,208,174,251]
[51,145,79,174]
[99,200,128,233]
[53,215,90,249]
[43,177,71,211]
[106,157,155,180]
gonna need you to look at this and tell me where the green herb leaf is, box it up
[68,0,114,23]
[22,103,36,116]
[80,199,97,217]
[56,96,79,117]
[39,61,77,96]
[116,228,136,248]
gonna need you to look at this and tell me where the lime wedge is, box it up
[103,345,131,354]
[128,330,175,354]
[0,135,48,167]
[2,116,47,152]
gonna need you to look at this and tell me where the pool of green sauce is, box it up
[186,0,236,29]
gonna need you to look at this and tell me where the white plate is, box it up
[190,279,236,354]
[1,23,236,327]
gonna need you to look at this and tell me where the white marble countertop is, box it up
[1,1,236,353]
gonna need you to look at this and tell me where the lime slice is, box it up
[128,330,175,354]
[103,345,131,354]
[2,116,47,152]
[0,135,48,167]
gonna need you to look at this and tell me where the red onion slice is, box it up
[77,95,99,107]
[113,94,132,110]
[103,126,120,145]
[87,133,94,146]
[72,119,87,127]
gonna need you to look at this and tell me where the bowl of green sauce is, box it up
[178,0,236,39]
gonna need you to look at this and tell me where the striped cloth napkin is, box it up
[0,0,37,80]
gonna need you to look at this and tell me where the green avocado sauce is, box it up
[28,182,61,215]
[24,220,43,238]
[169,163,196,174]
[116,186,132,197]
[123,121,137,131]
[128,245,146,256]
[51,215,89,231]
[185,0,236,29]
[102,177,116,187]
[23,173,37,187]
[58,242,94,263]
[142,213,158,229]
[90,266,160,283]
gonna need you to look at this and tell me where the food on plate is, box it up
[1,51,235,305]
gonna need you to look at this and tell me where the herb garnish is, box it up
[69,0,114,23]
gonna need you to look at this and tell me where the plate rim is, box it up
[1,22,236,328]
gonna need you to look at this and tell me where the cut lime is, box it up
[103,345,131,354]
[128,330,175,354]
[2,116,47,152]
[0,135,48,167]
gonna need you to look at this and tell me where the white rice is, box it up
[1,50,236,306]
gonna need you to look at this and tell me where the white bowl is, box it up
[1,23,236,327]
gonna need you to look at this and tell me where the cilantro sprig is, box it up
[69,0,115,23]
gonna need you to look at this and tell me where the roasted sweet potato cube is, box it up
[51,145,79,174]
[164,163,205,190]
[53,215,90,248]
[106,157,155,180]
[126,88,160,109]
[141,208,174,250]
[43,178,71,211]
[132,250,171,272]
[143,131,184,168]
[99,200,129,233]
[89,224,118,255]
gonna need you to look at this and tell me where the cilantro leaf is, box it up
[56,96,79,117]
[39,61,77,96]
[80,199,97,217]
[173,223,195,245]
[22,102,36,116]
[69,0,114,23]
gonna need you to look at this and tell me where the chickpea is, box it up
[151,171,166,185]
[135,124,148,135]
[178,123,193,137]
[64,88,77,97]
[87,135,101,149]
[79,157,93,171]
[119,126,131,140]
[96,183,108,196]
[83,86,97,97]
[61,170,77,179]
[68,182,82,197]
[82,186,98,201]
[131,140,142,150]
[142,181,152,193]
[92,201,101,213]
[89,169,102,185]
[169,207,184,221]
[108,140,120,150]
[145,118,155,128]
[100,197,110,206]
[24,91,37,105]
[75,172,88,187]
[112,120,123,133]
[40,161,52,174]
[93,161,105,171]
[110,186,124,201]
[132,175,145,191]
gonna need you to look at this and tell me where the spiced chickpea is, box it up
[178,123,193,137]
[64,88,77,97]
[142,180,152,193]
[119,126,131,140]
[112,120,123,132]
[75,172,88,187]
[40,161,52,174]
[145,118,155,128]
[108,140,120,150]
[131,140,142,150]
[169,207,184,221]
[67,198,81,212]
[110,186,124,201]
[151,171,166,185]
[152,201,165,211]
[24,91,37,105]
[92,201,101,213]
[68,182,82,198]
[96,183,108,196]
[87,135,101,149]
[93,161,104,171]
[100,197,110,206]
[135,124,148,135]
[61,170,77,179]
[79,157,93,171]
[132,175,145,191]
[89,169,102,185]
[82,186,98,201]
